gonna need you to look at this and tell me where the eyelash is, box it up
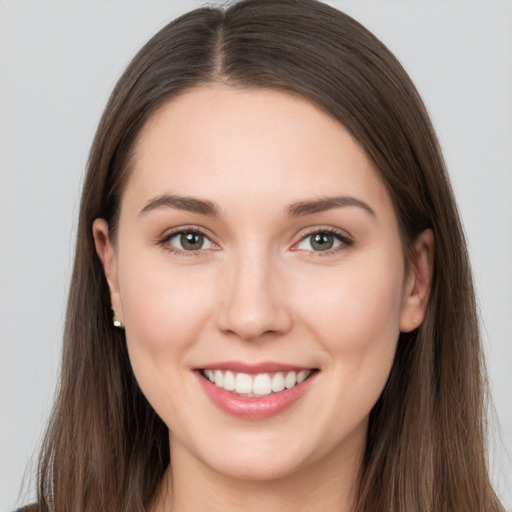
[158,226,353,257]
[159,227,215,257]
[295,227,354,257]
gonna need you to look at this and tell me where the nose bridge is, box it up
[216,242,292,340]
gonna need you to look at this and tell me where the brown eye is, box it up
[166,230,215,252]
[180,232,205,250]
[295,230,352,253]
[310,233,335,251]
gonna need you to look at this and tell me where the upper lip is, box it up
[197,361,315,373]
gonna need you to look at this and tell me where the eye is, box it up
[294,229,352,253]
[163,230,216,253]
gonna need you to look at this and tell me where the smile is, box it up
[201,369,312,396]
[196,364,318,419]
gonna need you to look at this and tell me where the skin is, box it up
[94,85,434,512]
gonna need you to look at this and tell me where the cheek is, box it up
[289,255,404,444]
[115,250,220,428]
[303,256,402,328]
[117,250,216,368]
[297,252,404,384]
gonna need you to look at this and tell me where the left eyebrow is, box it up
[138,194,220,217]
[286,196,376,218]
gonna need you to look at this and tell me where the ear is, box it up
[400,229,435,332]
[92,218,123,325]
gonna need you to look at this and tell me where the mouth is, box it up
[195,364,319,419]
[199,368,314,397]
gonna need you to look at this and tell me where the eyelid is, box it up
[291,226,354,254]
[158,225,220,255]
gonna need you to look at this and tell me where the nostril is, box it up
[216,304,293,341]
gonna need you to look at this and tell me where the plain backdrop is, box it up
[1,1,511,510]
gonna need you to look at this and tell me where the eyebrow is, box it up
[286,196,375,218]
[138,194,375,219]
[139,194,220,217]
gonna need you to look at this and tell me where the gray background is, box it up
[1,1,511,510]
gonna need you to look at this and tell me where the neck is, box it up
[152,425,365,512]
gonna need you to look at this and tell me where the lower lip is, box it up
[196,371,316,420]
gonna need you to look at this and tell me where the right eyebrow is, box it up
[285,196,376,218]
[138,194,220,217]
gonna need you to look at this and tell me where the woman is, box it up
[19,0,505,510]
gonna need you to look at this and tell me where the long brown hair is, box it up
[32,1,504,511]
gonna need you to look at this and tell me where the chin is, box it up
[188,428,335,483]
[205,451,310,482]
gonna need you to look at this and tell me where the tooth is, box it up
[214,370,224,387]
[206,369,215,382]
[235,373,253,394]
[297,370,310,384]
[284,371,297,389]
[271,372,285,392]
[223,371,235,391]
[253,374,272,395]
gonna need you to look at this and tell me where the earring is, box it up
[111,307,124,328]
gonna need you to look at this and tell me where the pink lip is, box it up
[195,368,317,420]
[199,361,311,374]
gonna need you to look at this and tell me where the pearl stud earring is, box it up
[111,307,124,328]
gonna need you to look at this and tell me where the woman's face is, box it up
[95,85,430,481]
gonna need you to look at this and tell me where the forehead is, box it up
[123,85,393,221]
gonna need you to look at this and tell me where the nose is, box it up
[216,251,293,341]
